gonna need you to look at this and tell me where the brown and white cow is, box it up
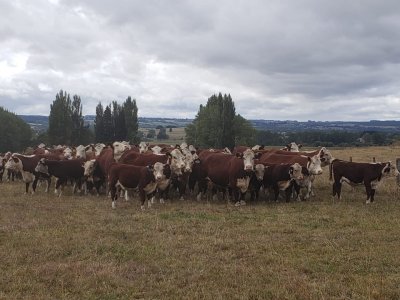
[196,149,258,206]
[108,162,171,210]
[4,154,56,193]
[331,160,399,203]
[263,162,304,202]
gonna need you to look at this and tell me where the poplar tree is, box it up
[48,90,73,145]
[94,102,104,143]
[123,96,140,143]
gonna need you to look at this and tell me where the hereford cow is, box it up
[331,160,399,203]
[196,149,258,206]
[35,158,85,196]
[4,154,56,193]
[263,163,304,202]
[108,162,171,210]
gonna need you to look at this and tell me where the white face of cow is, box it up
[288,142,300,152]
[169,149,186,175]
[307,155,323,175]
[242,149,255,171]
[382,162,400,177]
[180,142,188,150]
[95,143,105,156]
[254,164,265,180]
[289,163,303,180]
[75,145,86,159]
[83,159,96,177]
[319,147,334,166]
[5,156,22,171]
[63,147,73,159]
[35,158,49,175]
[151,145,162,154]
[139,142,149,154]
[113,142,130,160]
[181,149,198,173]
[152,162,165,181]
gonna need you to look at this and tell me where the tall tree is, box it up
[185,93,255,148]
[48,90,73,145]
[0,107,32,152]
[94,102,104,143]
[71,95,84,145]
[102,105,114,143]
[123,96,140,143]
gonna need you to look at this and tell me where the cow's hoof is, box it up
[141,205,145,210]
[366,199,371,204]
[240,200,246,206]
[160,198,165,204]
[179,196,184,201]
[196,194,202,201]
[112,202,116,209]
[151,197,155,204]
[234,201,241,207]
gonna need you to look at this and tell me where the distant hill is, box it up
[18,115,400,134]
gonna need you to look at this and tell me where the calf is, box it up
[35,158,85,196]
[331,160,399,203]
[108,162,171,209]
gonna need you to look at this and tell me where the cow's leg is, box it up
[370,189,376,202]
[32,177,39,193]
[111,185,117,209]
[284,186,292,202]
[293,182,301,201]
[45,177,51,193]
[365,181,372,204]
[332,180,342,200]
[25,182,30,194]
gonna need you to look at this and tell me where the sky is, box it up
[1,0,400,121]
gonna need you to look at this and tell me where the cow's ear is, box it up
[236,153,243,158]
[13,157,19,163]
[298,144,303,149]
[147,164,154,170]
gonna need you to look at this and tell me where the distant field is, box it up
[140,127,186,145]
[1,146,400,299]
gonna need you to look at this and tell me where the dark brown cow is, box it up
[108,162,171,209]
[263,163,303,202]
[261,147,333,167]
[35,158,85,196]
[0,157,5,181]
[196,149,257,206]
[331,160,399,203]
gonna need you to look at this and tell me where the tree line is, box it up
[1,90,398,153]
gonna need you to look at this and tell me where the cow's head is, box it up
[287,142,301,152]
[35,158,49,175]
[151,145,163,154]
[319,147,334,166]
[139,142,149,154]
[306,155,323,175]
[5,156,22,171]
[242,149,256,171]
[83,159,97,178]
[63,147,73,159]
[382,162,400,177]
[150,162,169,182]
[75,145,87,159]
[181,148,198,173]
[289,163,304,180]
[94,143,106,156]
[180,142,188,150]
[166,149,186,176]
[254,164,266,181]
[113,141,130,161]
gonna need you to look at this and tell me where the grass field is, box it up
[1,146,400,299]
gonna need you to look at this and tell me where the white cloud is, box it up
[0,0,400,121]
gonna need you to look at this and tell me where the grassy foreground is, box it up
[1,146,400,299]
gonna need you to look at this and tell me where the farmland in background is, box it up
[1,146,400,299]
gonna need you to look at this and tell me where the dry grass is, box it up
[1,146,400,299]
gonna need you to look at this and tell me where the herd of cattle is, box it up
[0,141,399,209]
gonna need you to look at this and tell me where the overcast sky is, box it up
[1,0,400,121]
